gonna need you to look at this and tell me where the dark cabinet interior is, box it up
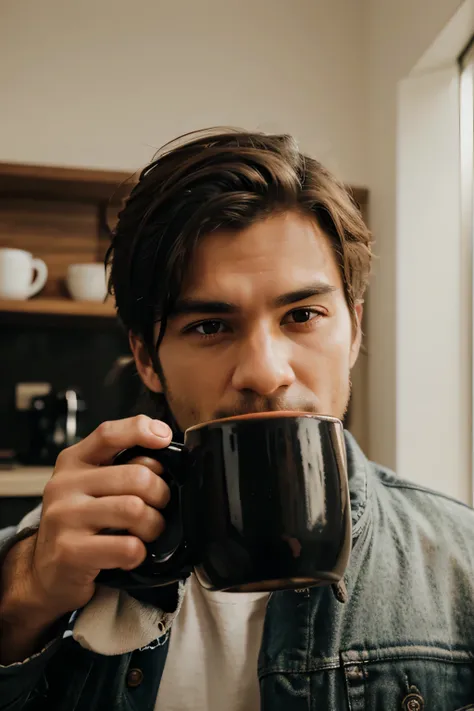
[0,320,129,455]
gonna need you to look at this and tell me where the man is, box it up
[1,128,473,710]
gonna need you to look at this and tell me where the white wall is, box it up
[394,0,474,505]
[0,0,367,187]
[397,67,470,503]
[365,0,463,470]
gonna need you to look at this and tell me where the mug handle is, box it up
[27,258,48,298]
[95,443,193,589]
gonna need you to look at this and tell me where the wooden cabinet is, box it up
[0,162,132,321]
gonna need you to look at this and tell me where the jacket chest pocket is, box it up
[341,647,474,711]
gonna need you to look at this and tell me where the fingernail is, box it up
[150,420,171,438]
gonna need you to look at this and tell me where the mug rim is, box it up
[0,247,32,258]
[186,411,342,433]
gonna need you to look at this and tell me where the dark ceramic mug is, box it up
[96,412,351,593]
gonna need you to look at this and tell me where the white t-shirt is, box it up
[155,574,269,711]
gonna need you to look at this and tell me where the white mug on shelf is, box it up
[0,248,48,300]
[67,263,107,302]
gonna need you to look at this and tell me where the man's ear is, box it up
[129,332,163,393]
[349,302,364,369]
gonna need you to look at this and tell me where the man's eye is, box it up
[193,320,226,336]
[284,308,322,324]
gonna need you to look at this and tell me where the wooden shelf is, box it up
[0,161,368,210]
[0,467,51,497]
[0,298,116,318]
[0,162,133,203]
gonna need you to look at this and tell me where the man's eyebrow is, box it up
[273,283,338,307]
[170,299,238,316]
[170,283,338,317]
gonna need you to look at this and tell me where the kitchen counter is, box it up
[0,467,52,496]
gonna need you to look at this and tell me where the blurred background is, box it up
[0,0,473,525]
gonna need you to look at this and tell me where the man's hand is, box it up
[0,415,172,662]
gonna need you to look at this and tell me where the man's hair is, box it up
[107,128,372,354]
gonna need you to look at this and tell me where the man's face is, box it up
[133,211,362,432]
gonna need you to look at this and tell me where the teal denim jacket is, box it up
[1,432,474,710]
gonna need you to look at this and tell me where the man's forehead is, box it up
[181,212,342,297]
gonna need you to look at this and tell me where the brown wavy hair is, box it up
[107,128,372,356]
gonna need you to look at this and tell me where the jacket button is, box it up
[346,665,364,681]
[127,668,144,688]
[402,689,424,711]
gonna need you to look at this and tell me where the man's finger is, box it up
[58,415,172,467]
[52,462,171,509]
[68,534,148,572]
[74,496,166,542]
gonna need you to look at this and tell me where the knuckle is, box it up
[54,448,69,469]
[43,500,66,527]
[140,511,164,542]
[129,464,154,489]
[96,420,116,444]
[134,414,151,436]
[121,537,146,567]
[122,495,146,520]
[42,477,60,502]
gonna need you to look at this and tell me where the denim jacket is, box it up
[1,432,474,711]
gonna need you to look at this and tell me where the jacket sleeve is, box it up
[0,636,64,711]
[0,515,67,710]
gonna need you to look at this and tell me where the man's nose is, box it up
[231,329,296,395]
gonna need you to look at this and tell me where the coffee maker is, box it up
[23,388,87,466]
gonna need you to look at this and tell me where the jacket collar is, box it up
[344,430,371,538]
